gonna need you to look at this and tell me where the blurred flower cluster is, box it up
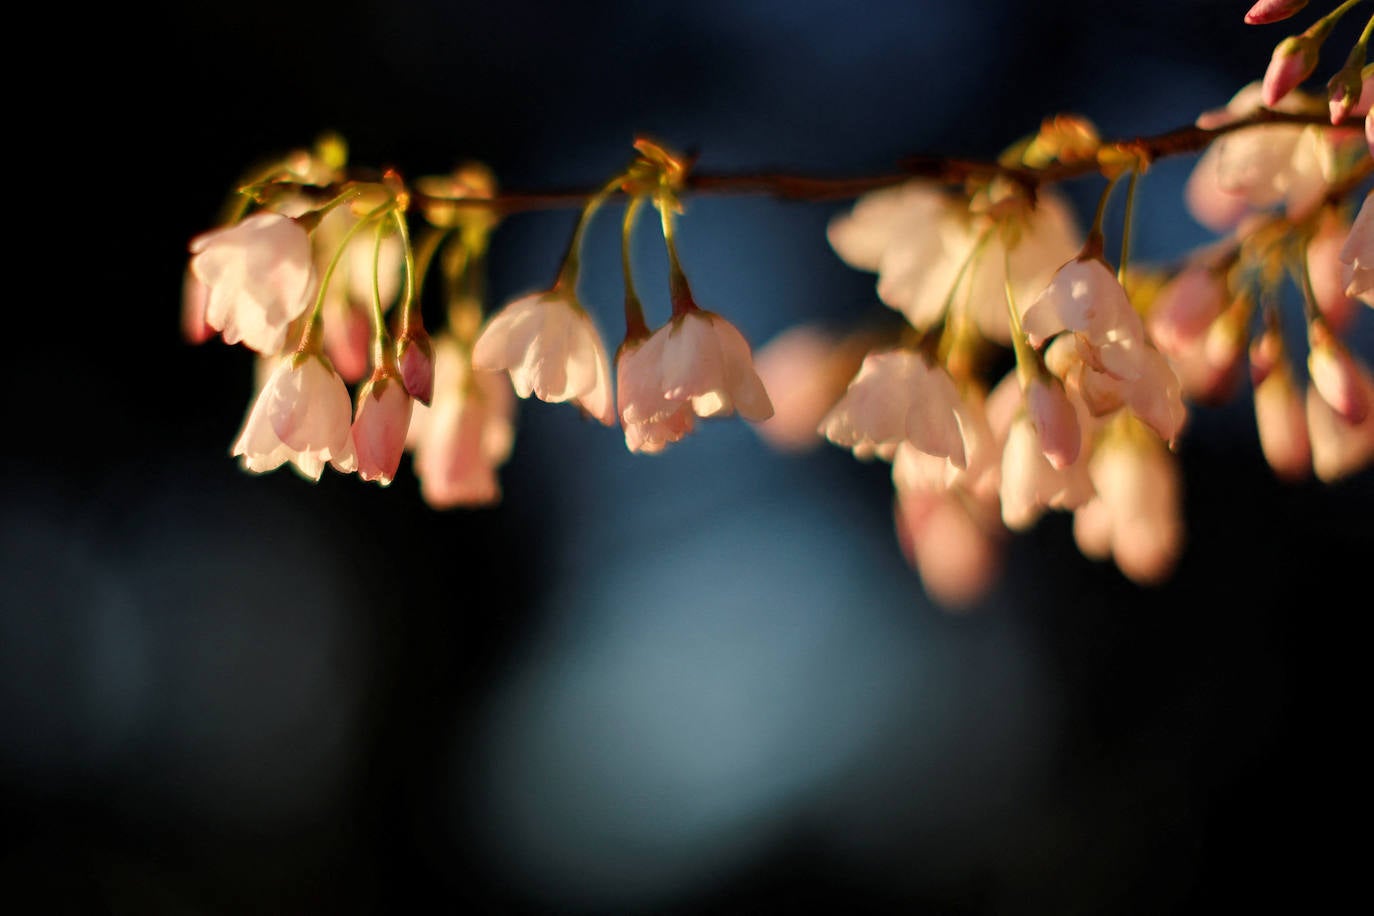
[185,2,1374,606]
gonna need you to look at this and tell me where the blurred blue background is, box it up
[5,1,1372,912]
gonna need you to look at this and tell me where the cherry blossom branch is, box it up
[400,109,1340,214]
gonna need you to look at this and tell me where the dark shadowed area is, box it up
[5,1,1372,912]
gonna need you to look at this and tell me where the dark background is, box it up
[5,1,1372,912]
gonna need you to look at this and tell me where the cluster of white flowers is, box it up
[186,147,775,508]
[185,2,1374,606]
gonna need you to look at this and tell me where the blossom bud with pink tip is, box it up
[1308,210,1357,331]
[1262,36,1319,107]
[1339,193,1374,302]
[1251,334,1310,481]
[1148,266,1228,356]
[397,327,436,407]
[1327,65,1367,124]
[351,374,414,486]
[181,269,213,344]
[750,326,865,452]
[1306,363,1374,482]
[1085,425,1183,586]
[407,336,516,508]
[1025,375,1081,469]
[323,304,373,384]
[893,488,1002,610]
[1245,0,1308,26]
[1308,324,1370,423]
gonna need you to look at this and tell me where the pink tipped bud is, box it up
[324,306,374,385]
[894,489,1002,610]
[1262,36,1318,108]
[1148,266,1228,355]
[1026,376,1081,469]
[1366,110,1374,159]
[397,328,436,406]
[1249,328,1282,386]
[1245,0,1309,26]
[1328,67,1364,124]
[1308,210,1357,332]
[352,375,414,485]
[1308,325,1370,423]
[1254,358,1310,481]
[181,269,214,344]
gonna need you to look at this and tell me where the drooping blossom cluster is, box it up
[187,139,772,508]
[185,3,1374,607]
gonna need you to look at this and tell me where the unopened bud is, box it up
[181,269,213,344]
[352,374,414,486]
[1328,64,1365,124]
[397,327,436,406]
[1308,324,1370,423]
[1245,0,1309,26]
[1254,358,1310,481]
[1262,36,1319,108]
[1026,375,1081,470]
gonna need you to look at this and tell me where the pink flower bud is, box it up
[181,269,213,344]
[1308,325,1370,423]
[351,375,414,485]
[397,328,436,406]
[1148,266,1228,355]
[1249,328,1282,386]
[1306,366,1374,483]
[1254,357,1310,481]
[1262,37,1318,108]
[750,326,866,453]
[894,489,1002,610]
[1328,70,1363,125]
[1025,376,1081,469]
[1366,110,1374,160]
[324,305,373,384]
[1245,0,1309,26]
[1307,210,1357,332]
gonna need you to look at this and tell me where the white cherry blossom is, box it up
[190,212,316,355]
[617,310,773,454]
[231,354,356,480]
[472,289,615,425]
[408,336,516,508]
